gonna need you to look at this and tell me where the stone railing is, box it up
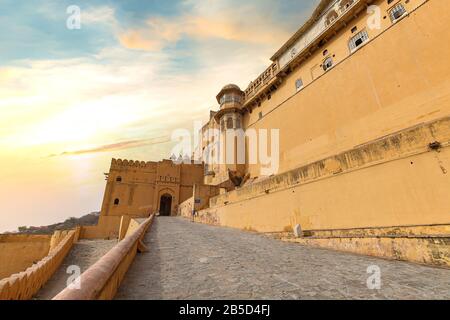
[244,63,279,102]
[0,228,80,300]
[53,215,154,300]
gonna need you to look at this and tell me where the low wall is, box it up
[281,235,450,268]
[0,228,80,300]
[53,215,154,300]
[178,184,221,218]
[194,184,221,211]
[198,117,450,233]
[0,235,52,280]
[179,197,195,218]
[80,216,122,240]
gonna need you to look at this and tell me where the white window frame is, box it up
[348,29,369,53]
[389,3,408,23]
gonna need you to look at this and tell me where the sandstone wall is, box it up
[198,117,450,233]
[0,235,51,280]
[244,0,450,179]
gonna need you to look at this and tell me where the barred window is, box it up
[389,3,407,22]
[219,93,242,105]
[349,30,369,52]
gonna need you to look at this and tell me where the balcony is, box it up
[244,63,279,103]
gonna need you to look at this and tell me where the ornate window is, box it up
[339,0,354,13]
[389,3,407,23]
[325,10,338,27]
[323,57,334,72]
[348,30,369,52]
[220,93,243,105]
[226,117,234,130]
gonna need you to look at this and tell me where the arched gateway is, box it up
[159,194,173,216]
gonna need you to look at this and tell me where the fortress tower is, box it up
[212,84,246,186]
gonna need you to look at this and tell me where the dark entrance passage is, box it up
[159,194,173,216]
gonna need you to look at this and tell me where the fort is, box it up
[1,0,449,300]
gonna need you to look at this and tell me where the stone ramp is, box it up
[34,240,116,300]
[115,217,450,300]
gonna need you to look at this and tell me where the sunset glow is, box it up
[0,0,318,232]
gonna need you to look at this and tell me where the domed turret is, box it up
[216,84,244,109]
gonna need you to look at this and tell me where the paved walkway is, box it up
[34,240,116,300]
[115,217,450,300]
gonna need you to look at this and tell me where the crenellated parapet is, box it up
[111,158,158,169]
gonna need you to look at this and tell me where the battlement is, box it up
[111,158,157,169]
[111,158,204,169]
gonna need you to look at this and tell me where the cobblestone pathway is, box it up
[34,240,116,300]
[115,217,450,300]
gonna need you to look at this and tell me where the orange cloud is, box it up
[118,12,290,52]
[118,30,164,51]
[49,137,170,157]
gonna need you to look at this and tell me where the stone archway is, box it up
[159,194,173,216]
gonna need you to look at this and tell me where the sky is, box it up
[0,0,318,232]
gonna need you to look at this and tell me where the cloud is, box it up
[118,1,296,52]
[82,6,117,27]
[48,136,171,157]
[119,30,164,51]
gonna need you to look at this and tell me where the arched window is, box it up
[235,118,242,129]
[226,117,234,130]
[339,0,354,13]
[325,10,338,27]
[116,176,122,182]
[323,57,333,72]
[114,198,120,205]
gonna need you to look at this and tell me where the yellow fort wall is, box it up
[245,0,450,178]
[0,235,52,280]
[0,229,80,300]
[198,117,450,233]
[80,216,123,240]
[99,159,204,220]
[195,116,450,266]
